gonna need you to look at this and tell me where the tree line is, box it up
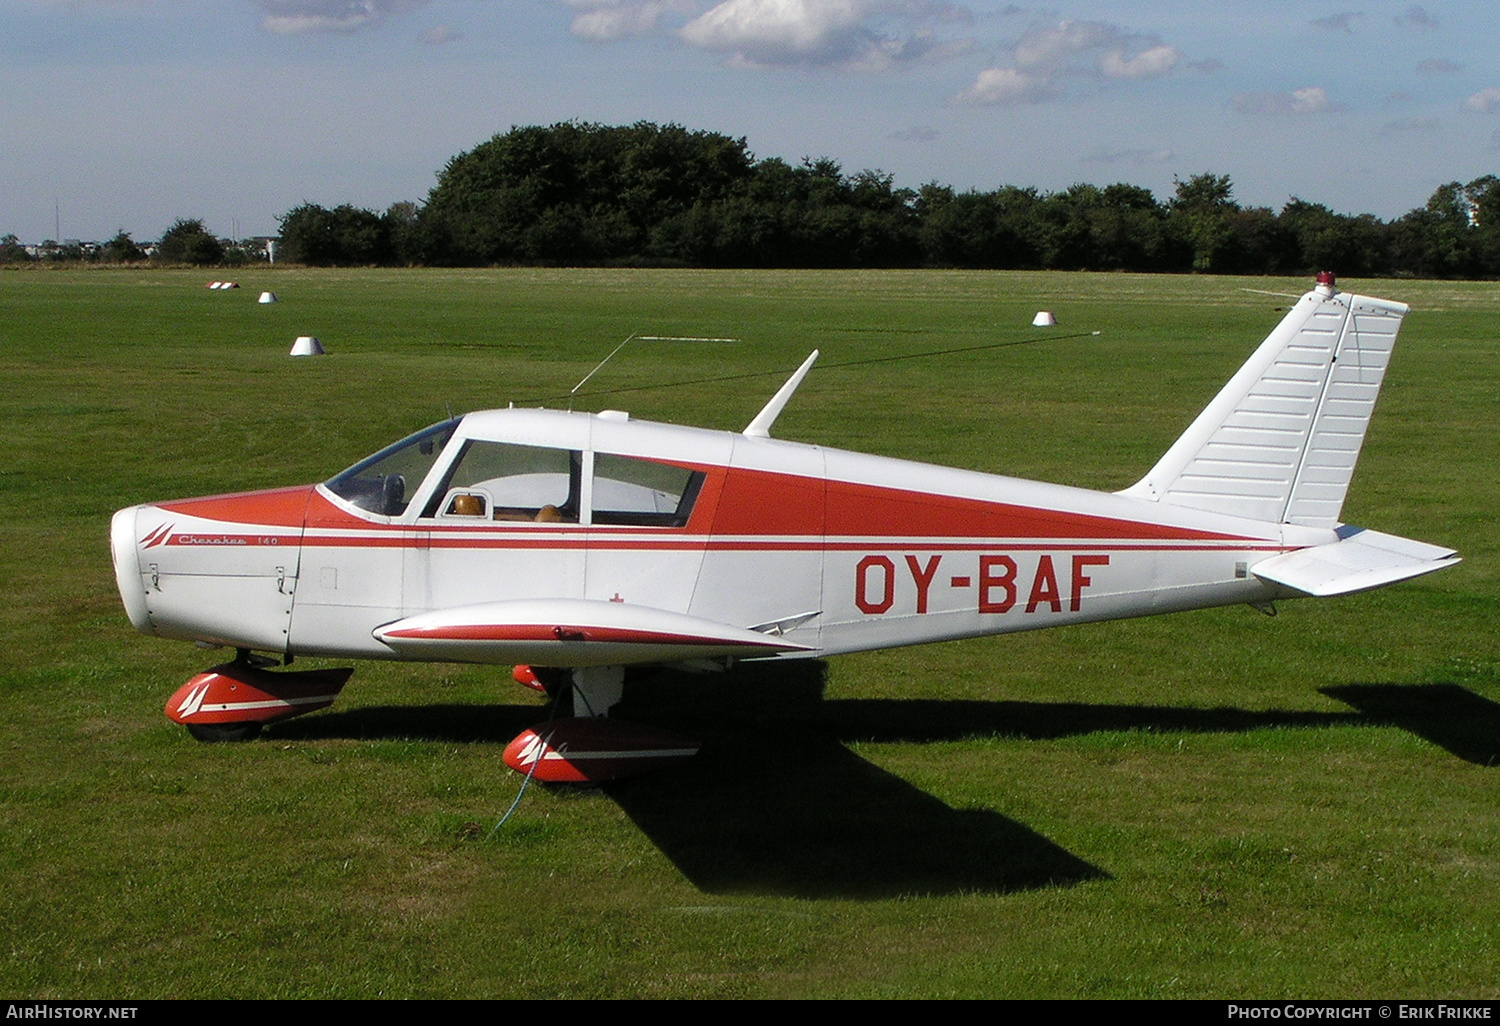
[275,122,1500,277]
[10,122,1497,276]
[3,219,262,267]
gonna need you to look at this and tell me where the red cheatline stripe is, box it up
[383,624,788,648]
[303,535,1283,554]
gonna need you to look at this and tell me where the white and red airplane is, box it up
[111,273,1458,781]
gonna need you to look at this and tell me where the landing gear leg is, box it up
[569,666,624,718]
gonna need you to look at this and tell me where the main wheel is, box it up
[186,721,263,743]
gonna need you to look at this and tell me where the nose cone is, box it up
[111,506,153,634]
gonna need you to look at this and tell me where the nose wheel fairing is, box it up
[166,662,353,739]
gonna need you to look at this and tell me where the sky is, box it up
[4,0,1499,243]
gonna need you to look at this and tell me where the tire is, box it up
[186,721,263,743]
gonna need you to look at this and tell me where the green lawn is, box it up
[1,265,1495,998]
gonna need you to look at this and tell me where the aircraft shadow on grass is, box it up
[270,661,1499,898]
[1320,683,1500,767]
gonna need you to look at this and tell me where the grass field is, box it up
[1,265,1496,999]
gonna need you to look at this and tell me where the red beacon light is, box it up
[1316,270,1337,292]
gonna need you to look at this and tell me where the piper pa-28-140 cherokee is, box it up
[110,273,1459,782]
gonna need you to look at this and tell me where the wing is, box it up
[373,598,813,667]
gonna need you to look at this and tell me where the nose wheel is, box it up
[186,721,263,743]
[166,660,353,742]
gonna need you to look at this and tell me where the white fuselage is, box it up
[112,407,1327,667]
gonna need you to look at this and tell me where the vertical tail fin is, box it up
[1118,277,1409,528]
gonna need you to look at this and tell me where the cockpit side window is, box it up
[422,440,582,523]
[325,419,458,517]
[592,453,704,527]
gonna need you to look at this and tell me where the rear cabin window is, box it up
[592,454,704,527]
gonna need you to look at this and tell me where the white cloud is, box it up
[955,19,1181,106]
[255,0,427,35]
[955,66,1051,104]
[1100,43,1179,80]
[1290,85,1335,112]
[682,0,866,55]
[1233,86,1340,116]
[678,0,970,70]
[1464,88,1500,113]
[569,1,691,42]
[1013,19,1113,69]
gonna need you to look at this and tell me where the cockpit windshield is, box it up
[324,418,459,516]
